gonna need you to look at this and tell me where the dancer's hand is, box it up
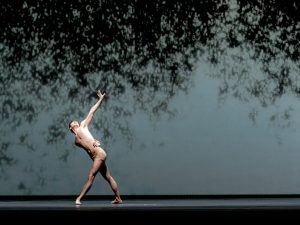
[93,139,101,148]
[97,90,105,100]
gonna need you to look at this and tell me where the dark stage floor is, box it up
[1,196,300,223]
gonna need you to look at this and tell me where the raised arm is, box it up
[81,90,105,128]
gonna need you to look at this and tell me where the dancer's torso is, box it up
[75,127,106,160]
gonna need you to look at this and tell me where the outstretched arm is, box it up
[81,90,105,128]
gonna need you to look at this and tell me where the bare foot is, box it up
[75,199,82,205]
[111,197,123,204]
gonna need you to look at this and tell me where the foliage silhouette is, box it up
[0,0,300,186]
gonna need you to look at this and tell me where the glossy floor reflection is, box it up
[0,196,299,223]
[2,197,300,210]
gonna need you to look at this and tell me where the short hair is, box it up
[69,120,75,130]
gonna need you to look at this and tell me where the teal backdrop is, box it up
[1,0,300,195]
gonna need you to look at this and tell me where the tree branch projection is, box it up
[0,0,300,171]
[0,0,222,151]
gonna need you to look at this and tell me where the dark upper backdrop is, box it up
[1,0,300,195]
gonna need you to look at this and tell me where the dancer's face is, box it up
[69,121,79,132]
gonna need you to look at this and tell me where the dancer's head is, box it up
[69,120,79,133]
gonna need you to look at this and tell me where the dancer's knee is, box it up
[104,174,113,183]
[88,173,95,182]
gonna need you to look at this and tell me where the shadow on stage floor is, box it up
[0,195,300,223]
